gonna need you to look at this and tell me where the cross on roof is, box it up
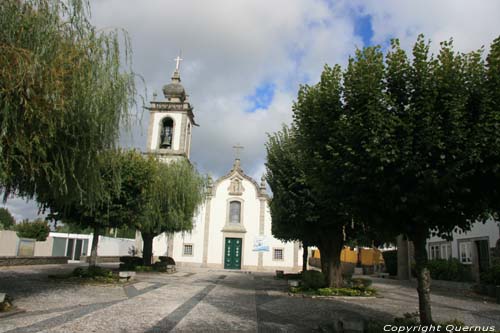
[232,144,244,159]
[174,53,183,71]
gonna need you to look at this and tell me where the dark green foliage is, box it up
[137,159,206,265]
[382,250,398,276]
[427,259,473,282]
[480,265,500,285]
[153,261,168,272]
[69,266,117,283]
[0,294,14,312]
[301,270,326,290]
[0,0,137,211]
[0,208,15,230]
[15,219,50,241]
[119,256,143,271]
[158,256,176,265]
[346,277,373,289]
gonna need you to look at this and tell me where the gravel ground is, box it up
[0,264,498,332]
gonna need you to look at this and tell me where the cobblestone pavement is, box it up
[0,264,499,332]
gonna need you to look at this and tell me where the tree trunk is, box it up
[318,234,344,288]
[89,226,100,266]
[412,229,433,325]
[302,242,308,272]
[142,232,154,266]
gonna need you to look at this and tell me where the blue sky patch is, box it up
[354,14,374,47]
[245,82,276,112]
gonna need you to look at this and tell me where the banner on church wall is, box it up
[253,236,270,252]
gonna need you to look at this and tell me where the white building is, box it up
[136,61,302,271]
[426,219,500,273]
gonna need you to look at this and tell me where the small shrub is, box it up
[301,270,326,289]
[70,266,116,283]
[346,277,372,289]
[158,256,176,265]
[289,286,301,293]
[153,261,168,272]
[0,294,14,312]
[134,265,153,272]
[15,219,50,241]
[480,265,500,285]
[119,256,143,271]
[382,250,397,276]
[427,259,473,282]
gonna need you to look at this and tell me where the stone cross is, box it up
[174,54,183,71]
[232,144,244,159]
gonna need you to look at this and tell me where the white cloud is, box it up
[4,0,499,219]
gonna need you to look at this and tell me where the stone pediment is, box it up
[211,159,268,199]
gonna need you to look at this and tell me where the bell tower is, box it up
[146,56,197,162]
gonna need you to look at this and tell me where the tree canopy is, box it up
[0,208,16,230]
[137,159,207,265]
[56,150,156,265]
[15,218,50,241]
[0,0,137,210]
[267,34,500,323]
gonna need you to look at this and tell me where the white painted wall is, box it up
[150,112,183,151]
[95,235,135,256]
[172,204,205,263]
[427,218,500,258]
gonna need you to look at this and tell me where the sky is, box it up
[3,0,500,221]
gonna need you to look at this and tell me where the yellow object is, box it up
[312,247,384,266]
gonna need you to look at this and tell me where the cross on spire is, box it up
[232,144,244,159]
[174,52,183,71]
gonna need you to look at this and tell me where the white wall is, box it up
[150,112,183,151]
[0,230,18,256]
[427,218,500,258]
[172,204,205,263]
[95,235,135,256]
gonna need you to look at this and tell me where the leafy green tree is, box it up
[54,150,156,265]
[275,34,500,323]
[265,126,321,272]
[0,208,16,230]
[137,160,206,266]
[0,0,136,210]
[15,218,50,241]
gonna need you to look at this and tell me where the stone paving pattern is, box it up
[0,264,499,332]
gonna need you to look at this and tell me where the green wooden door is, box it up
[224,238,242,269]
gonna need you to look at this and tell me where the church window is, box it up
[273,248,284,261]
[159,117,174,149]
[183,244,193,256]
[229,201,241,224]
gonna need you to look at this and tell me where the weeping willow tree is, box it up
[0,0,136,210]
[137,160,207,266]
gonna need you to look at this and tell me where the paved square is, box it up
[0,264,499,332]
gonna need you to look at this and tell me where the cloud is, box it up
[4,0,499,219]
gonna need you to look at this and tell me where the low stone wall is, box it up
[0,256,69,266]
[80,256,122,263]
[431,279,474,292]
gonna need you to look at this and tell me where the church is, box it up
[135,59,303,272]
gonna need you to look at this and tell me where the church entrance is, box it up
[224,238,242,269]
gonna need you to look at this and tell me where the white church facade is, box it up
[136,59,302,272]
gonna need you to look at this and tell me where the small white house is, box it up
[426,218,500,272]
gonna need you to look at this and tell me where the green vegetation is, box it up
[0,208,15,230]
[382,250,398,276]
[480,264,500,285]
[136,160,206,266]
[427,259,473,282]
[266,34,500,324]
[49,266,118,283]
[0,294,14,312]
[0,0,137,213]
[15,219,50,241]
[301,270,326,290]
[54,150,156,266]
